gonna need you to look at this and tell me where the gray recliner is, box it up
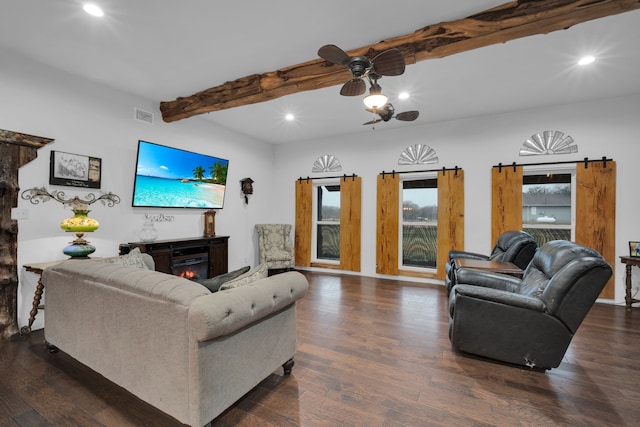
[448,240,612,370]
[445,230,537,293]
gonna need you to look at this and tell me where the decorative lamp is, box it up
[21,187,121,258]
[363,82,388,110]
[60,200,100,257]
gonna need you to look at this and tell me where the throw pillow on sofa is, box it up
[219,263,268,290]
[195,265,250,292]
[97,247,149,269]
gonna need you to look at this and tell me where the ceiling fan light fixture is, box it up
[363,93,388,109]
[363,83,388,109]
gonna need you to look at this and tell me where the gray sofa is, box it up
[42,254,308,426]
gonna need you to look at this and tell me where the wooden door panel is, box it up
[376,173,399,275]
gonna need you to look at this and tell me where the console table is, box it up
[121,236,229,279]
[619,256,640,310]
[454,258,524,278]
[22,260,65,334]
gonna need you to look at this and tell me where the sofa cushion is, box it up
[219,263,268,290]
[97,247,149,269]
[195,266,250,292]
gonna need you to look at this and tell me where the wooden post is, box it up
[0,129,53,339]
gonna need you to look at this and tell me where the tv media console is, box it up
[120,236,229,280]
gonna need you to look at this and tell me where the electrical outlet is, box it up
[11,208,28,220]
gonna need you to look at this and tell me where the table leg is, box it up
[21,275,44,334]
[625,264,632,310]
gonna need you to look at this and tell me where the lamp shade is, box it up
[363,93,388,109]
[363,82,388,109]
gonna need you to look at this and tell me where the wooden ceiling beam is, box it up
[160,0,640,123]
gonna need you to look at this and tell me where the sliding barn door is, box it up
[376,173,399,275]
[437,169,465,280]
[491,165,523,244]
[340,176,361,272]
[576,160,616,298]
[294,179,313,267]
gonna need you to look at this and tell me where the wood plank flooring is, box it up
[1,271,639,426]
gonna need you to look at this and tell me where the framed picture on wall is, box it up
[49,151,101,188]
[629,241,640,257]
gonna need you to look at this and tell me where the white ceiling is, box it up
[2,1,639,144]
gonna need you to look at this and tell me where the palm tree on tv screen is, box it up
[209,162,228,185]
[192,165,206,181]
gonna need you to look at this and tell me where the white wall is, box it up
[3,45,639,331]
[1,48,276,331]
[273,92,640,304]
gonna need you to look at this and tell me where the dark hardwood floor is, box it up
[1,271,639,426]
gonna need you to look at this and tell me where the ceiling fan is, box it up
[363,103,419,126]
[317,44,406,96]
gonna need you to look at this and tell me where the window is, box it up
[401,177,438,269]
[522,171,574,246]
[314,183,340,261]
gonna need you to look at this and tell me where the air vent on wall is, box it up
[134,108,154,124]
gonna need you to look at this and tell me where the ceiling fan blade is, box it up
[363,118,382,125]
[395,110,420,121]
[318,44,350,66]
[371,48,405,76]
[340,79,366,96]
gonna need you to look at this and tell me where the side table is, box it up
[22,260,65,334]
[453,258,524,278]
[619,256,640,310]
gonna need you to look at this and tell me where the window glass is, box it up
[316,184,340,261]
[522,173,572,246]
[402,178,437,268]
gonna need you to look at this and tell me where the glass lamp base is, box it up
[63,233,96,258]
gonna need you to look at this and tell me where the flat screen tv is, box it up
[132,140,229,209]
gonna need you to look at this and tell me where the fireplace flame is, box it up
[180,270,196,279]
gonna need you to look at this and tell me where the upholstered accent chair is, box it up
[445,230,537,293]
[448,240,612,370]
[256,224,295,273]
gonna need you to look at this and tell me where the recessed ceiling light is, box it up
[398,92,410,100]
[285,113,295,121]
[83,3,104,17]
[578,55,595,66]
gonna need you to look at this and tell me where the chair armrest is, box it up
[448,250,490,261]
[454,268,522,292]
[452,284,546,312]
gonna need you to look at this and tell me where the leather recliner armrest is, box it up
[454,268,522,292]
[451,284,546,313]
[447,250,490,261]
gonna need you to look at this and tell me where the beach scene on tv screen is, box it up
[133,142,228,208]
